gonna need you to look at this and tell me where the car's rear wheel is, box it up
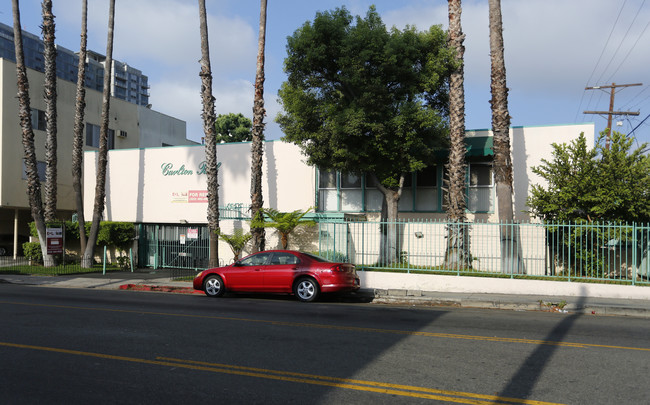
[203,275,225,298]
[294,277,319,302]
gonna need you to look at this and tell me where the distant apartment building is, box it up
[0,22,196,256]
[0,22,150,107]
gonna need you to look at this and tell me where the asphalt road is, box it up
[1,284,649,404]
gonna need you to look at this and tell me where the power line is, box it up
[627,113,650,146]
[605,17,650,83]
[574,0,628,122]
[594,0,646,84]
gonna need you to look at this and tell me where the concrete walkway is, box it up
[1,269,649,318]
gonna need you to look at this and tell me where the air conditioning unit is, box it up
[117,130,127,138]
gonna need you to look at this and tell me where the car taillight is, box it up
[331,264,344,272]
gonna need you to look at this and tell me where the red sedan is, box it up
[193,250,360,302]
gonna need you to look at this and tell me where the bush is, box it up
[28,221,135,249]
[22,242,42,263]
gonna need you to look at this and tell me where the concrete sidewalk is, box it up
[1,269,649,318]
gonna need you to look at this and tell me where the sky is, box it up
[2,0,649,147]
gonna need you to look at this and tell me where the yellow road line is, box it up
[158,355,561,405]
[0,341,563,405]
[2,300,649,352]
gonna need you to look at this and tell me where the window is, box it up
[468,164,494,212]
[318,170,338,211]
[239,252,271,266]
[31,108,46,131]
[340,172,362,211]
[415,166,438,211]
[270,252,299,265]
[86,123,115,149]
[364,176,383,211]
[22,160,46,182]
[317,167,441,213]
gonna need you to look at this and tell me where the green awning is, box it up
[465,136,493,157]
[434,136,493,159]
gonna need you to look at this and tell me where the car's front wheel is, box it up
[294,277,319,302]
[203,275,225,298]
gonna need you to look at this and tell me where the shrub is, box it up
[22,242,42,263]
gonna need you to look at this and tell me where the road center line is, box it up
[1,300,649,352]
[0,341,563,405]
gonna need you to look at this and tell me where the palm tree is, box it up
[217,229,252,261]
[83,0,115,268]
[12,0,54,266]
[42,0,57,223]
[72,0,88,254]
[444,0,471,270]
[198,0,220,267]
[250,0,268,253]
[261,208,315,250]
[488,0,523,274]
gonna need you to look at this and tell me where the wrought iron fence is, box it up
[317,219,650,286]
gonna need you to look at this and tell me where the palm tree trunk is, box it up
[250,0,268,253]
[198,0,220,267]
[72,0,88,255]
[12,0,53,266]
[42,0,58,223]
[489,0,524,274]
[444,0,471,270]
[83,0,115,268]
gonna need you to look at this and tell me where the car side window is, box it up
[240,252,271,266]
[270,253,299,265]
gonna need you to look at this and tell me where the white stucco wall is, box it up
[84,123,595,225]
[465,123,595,221]
[83,140,316,223]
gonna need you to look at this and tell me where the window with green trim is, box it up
[317,166,441,213]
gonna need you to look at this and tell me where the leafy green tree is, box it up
[215,113,252,143]
[217,229,252,261]
[259,208,315,250]
[528,131,650,223]
[277,6,454,263]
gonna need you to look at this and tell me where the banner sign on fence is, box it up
[46,227,63,255]
[187,228,198,239]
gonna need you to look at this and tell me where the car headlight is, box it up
[194,271,204,279]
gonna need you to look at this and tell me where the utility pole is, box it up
[584,82,641,149]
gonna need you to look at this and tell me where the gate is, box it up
[138,224,210,270]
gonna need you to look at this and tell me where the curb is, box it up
[119,284,203,295]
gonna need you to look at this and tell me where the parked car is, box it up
[193,250,360,302]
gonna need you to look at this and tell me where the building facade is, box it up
[83,123,596,264]
[0,22,149,107]
[0,23,195,256]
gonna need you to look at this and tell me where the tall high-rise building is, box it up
[0,22,149,107]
